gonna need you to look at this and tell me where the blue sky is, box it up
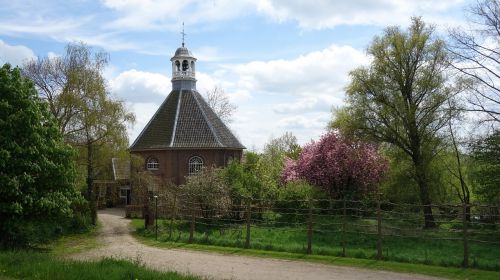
[0,0,472,150]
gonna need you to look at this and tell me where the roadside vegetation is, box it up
[0,250,200,280]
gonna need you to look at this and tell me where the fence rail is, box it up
[132,195,500,270]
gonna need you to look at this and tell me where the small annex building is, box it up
[129,43,245,196]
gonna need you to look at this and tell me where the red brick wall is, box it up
[131,149,242,185]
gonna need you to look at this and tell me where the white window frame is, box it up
[188,156,204,176]
[146,157,159,170]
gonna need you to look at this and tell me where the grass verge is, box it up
[0,250,200,280]
[132,221,500,280]
[46,222,102,257]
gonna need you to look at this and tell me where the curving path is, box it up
[73,208,444,280]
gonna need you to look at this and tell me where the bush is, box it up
[0,64,84,247]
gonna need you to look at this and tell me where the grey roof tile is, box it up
[130,89,245,150]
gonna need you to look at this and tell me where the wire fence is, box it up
[133,194,500,270]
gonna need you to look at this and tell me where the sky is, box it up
[0,0,473,151]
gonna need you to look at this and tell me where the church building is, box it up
[129,42,245,187]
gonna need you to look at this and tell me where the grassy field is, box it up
[0,250,200,280]
[132,217,500,271]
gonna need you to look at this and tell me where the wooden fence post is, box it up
[245,198,251,249]
[462,201,469,268]
[169,193,177,239]
[189,208,195,243]
[376,193,383,260]
[307,199,313,254]
[342,197,346,257]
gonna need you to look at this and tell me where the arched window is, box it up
[182,60,189,71]
[188,156,203,175]
[146,157,159,170]
[175,60,180,71]
[190,61,195,72]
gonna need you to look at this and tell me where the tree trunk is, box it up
[86,142,97,225]
[414,158,436,228]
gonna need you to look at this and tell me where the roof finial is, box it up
[181,22,186,47]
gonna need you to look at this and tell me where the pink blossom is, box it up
[282,131,388,198]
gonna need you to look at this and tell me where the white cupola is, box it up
[170,29,197,90]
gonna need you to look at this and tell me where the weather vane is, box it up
[181,22,186,47]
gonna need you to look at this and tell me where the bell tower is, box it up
[171,23,197,90]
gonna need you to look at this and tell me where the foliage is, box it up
[223,152,265,199]
[0,64,85,247]
[380,146,461,204]
[330,18,455,227]
[283,131,387,199]
[470,130,500,204]
[182,167,232,218]
[448,0,500,124]
[276,180,325,214]
[223,133,302,202]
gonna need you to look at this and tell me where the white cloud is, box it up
[110,69,170,103]
[257,0,465,29]
[228,44,368,96]
[276,112,330,130]
[101,0,254,31]
[209,44,368,149]
[0,40,35,66]
[274,95,343,114]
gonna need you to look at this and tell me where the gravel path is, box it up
[73,208,445,280]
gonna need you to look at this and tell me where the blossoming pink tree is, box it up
[282,131,388,198]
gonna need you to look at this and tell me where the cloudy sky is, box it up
[0,0,471,150]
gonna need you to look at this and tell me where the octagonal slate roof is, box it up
[130,89,245,151]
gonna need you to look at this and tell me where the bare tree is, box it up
[23,55,72,134]
[448,0,500,124]
[203,86,237,124]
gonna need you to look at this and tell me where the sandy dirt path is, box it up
[72,208,444,280]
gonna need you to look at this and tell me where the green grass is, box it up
[132,232,500,280]
[0,222,201,280]
[132,217,500,276]
[46,222,102,257]
[0,250,200,280]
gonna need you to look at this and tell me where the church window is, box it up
[188,156,203,175]
[146,157,159,170]
[175,60,180,71]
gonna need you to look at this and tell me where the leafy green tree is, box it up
[259,132,302,192]
[330,18,455,227]
[24,43,135,224]
[224,152,263,199]
[470,130,500,204]
[0,64,84,247]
